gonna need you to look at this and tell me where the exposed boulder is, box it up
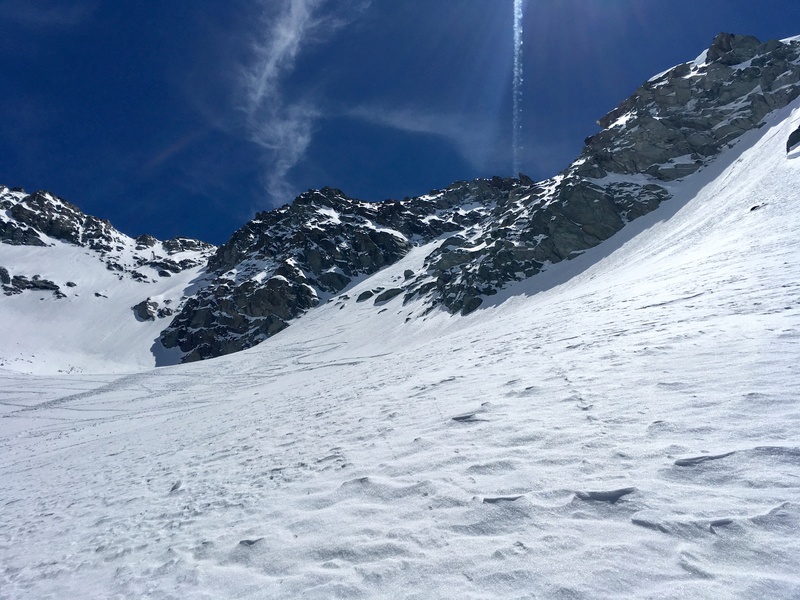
[374,288,403,304]
[132,298,177,321]
[788,126,800,153]
[356,290,375,302]
[132,299,159,321]
[1,186,216,282]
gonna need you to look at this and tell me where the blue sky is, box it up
[1,0,797,244]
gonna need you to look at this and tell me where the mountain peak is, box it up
[706,32,761,63]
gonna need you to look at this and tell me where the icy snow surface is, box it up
[2,104,800,599]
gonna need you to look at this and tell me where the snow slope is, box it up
[0,242,209,373]
[1,102,800,598]
[0,231,211,374]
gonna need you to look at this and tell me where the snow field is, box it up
[1,102,800,598]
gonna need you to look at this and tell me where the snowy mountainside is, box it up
[1,96,799,599]
[0,186,215,372]
[159,32,800,362]
[159,184,491,362]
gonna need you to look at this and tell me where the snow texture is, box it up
[1,102,800,599]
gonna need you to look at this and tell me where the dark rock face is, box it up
[160,186,485,361]
[0,219,47,246]
[2,271,64,298]
[7,190,113,248]
[407,33,800,315]
[584,33,800,182]
[706,33,760,64]
[788,126,800,153]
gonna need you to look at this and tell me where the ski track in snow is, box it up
[2,106,800,599]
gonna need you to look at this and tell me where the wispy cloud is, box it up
[347,105,506,173]
[348,104,579,180]
[240,0,367,204]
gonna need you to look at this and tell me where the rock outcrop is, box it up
[1,270,65,298]
[788,125,800,153]
[159,186,486,361]
[132,298,174,321]
[412,32,800,315]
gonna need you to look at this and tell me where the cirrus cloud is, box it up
[240,0,369,204]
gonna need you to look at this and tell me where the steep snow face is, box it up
[1,98,799,598]
[0,187,216,373]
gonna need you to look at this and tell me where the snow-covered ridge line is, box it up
[1,185,215,282]
[0,185,217,373]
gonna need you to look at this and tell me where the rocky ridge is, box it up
[159,185,489,361]
[0,186,215,299]
[1,186,214,281]
[416,33,800,315]
[159,33,800,361]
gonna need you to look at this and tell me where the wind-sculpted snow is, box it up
[1,102,800,597]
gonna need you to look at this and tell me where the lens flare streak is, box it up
[512,0,523,176]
